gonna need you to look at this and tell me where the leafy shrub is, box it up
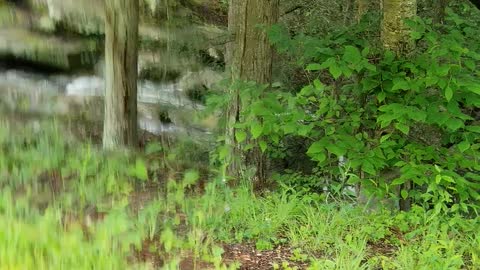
[212,7,480,215]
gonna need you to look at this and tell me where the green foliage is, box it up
[215,8,480,215]
[0,119,479,269]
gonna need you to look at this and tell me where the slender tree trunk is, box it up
[103,0,139,149]
[381,0,417,55]
[433,0,449,25]
[225,0,279,184]
[381,0,416,211]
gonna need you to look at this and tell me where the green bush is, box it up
[212,7,480,215]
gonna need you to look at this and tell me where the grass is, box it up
[0,117,479,269]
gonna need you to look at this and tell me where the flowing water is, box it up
[0,66,211,141]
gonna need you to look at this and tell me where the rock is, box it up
[178,68,223,103]
[0,28,98,70]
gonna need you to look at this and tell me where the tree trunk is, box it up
[433,0,449,25]
[381,0,417,55]
[225,0,279,184]
[357,0,417,211]
[103,0,139,149]
[355,0,369,23]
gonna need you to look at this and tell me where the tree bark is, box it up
[380,0,416,211]
[433,0,449,25]
[355,0,369,23]
[103,0,139,149]
[225,0,279,184]
[381,0,417,55]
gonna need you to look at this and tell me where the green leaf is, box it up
[464,60,476,71]
[145,142,163,155]
[362,79,379,91]
[361,47,370,57]
[377,92,386,102]
[436,65,450,76]
[134,159,148,181]
[306,63,322,71]
[259,141,267,153]
[466,126,480,133]
[395,123,410,135]
[457,141,470,152]
[391,178,404,186]
[251,123,263,139]
[235,130,247,143]
[312,152,327,163]
[326,144,346,157]
[380,134,392,143]
[329,64,342,79]
[362,161,376,175]
[392,78,409,91]
[466,84,480,95]
[343,46,362,64]
[401,189,409,199]
[411,31,422,40]
[445,118,464,131]
[445,87,453,101]
[183,170,199,186]
[307,141,326,155]
[313,79,325,91]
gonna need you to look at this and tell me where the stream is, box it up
[0,65,212,141]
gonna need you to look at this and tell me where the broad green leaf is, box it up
[259,141,268,153]
[251,123,263,139]
[313,79,325,91]
[445,118,464,131]
[395,123,410,135]
[436,65,450,76]
[362,79,379,91]
[362,161,376,175]
[464,60,476,71]
[466,126,480,133]
[307,141,327,155]
[235,130,247,143]
[329,64,342,79]
[312,152,327,163]
[343,46,362,64]
[407,109,427,122]
[326,144,346,157]
[401,189,409,199]
[380,134,392,143]
[445,87,453,101]
[361,46,370,57]
[377,92,386,102]
[306,63,322,71]
[391,178,405,186]
[457,141,470,152]
[392,78,409,91]
[466,84,480,95]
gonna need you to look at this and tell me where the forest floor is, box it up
[0,116,479,270]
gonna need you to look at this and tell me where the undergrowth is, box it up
[0,118,479,269]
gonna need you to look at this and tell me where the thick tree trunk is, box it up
[381,0,417,55]
[225,0,279,184]
[103,0,139,149]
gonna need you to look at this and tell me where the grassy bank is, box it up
[0,118,478,269]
